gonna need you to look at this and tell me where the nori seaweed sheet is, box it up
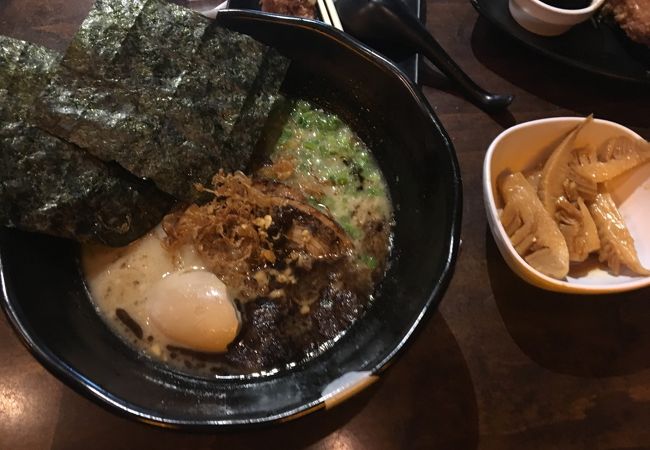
[34,0,288,202]
[0,36,60,118]
[33,0,214,201]
[63,0,147,78]
[0,125,173,245]
[179,23,267,138]
[228,49,290,168]
[0,38,23,110]
[0,36,173,246]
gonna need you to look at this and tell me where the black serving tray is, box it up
[472,0,650,84]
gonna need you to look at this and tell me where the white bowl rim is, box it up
[522,0,606,16]
[484,116,650,294]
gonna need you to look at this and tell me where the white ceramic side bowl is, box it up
[509,0,605,36]
[484,117,650,294]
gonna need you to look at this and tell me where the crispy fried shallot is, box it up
[163,171,354,303]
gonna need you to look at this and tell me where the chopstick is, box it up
[317,0,333,26]
[317,0,344,31]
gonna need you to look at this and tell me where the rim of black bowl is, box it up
[0,9,462,428]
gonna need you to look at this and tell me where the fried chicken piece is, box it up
[604,0,650,47]
[260,0,317,19]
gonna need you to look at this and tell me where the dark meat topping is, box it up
[163,171,353,303]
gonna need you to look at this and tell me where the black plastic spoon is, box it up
[335,0,514,111]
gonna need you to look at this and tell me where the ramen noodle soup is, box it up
[82,101,394,376]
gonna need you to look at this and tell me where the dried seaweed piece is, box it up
[0,36,61,120]
[35,68,217,201]
[11,49,60,115]
[0,124,174,246]
[33,0,215,200]
[34,0,287,201]
[0,35,173,245]
[63,0,148,77]
[109,0,209,88]
[227,48,290,168]
[0,37,24,110]
[0,57,20,122]
[34,0,213,178]
[0,36,24,76]
[151,22,273,189]
[178,23,268,138]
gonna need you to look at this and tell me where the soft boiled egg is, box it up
[146,270,240,353]
[82,227,241,359]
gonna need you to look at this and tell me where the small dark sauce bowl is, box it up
[0,10,461,428]
[539,0,591,9]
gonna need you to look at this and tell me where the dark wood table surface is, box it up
[2,0,650,449]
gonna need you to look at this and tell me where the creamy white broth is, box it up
[82,227,241,373]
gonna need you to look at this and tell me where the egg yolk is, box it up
[146,270,240,353]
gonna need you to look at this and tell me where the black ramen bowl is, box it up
[0,10,461,428]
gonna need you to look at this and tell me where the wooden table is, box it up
[1,0,649,448]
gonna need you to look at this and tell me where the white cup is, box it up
[509,0,606,36]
